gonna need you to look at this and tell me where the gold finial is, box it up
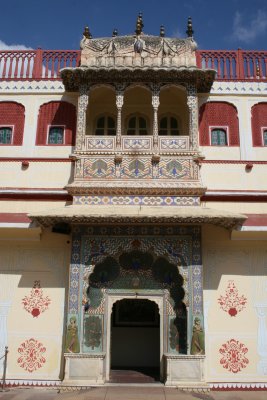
[135,12,144,35]
[186,16,194,38]
[83,26,92,39]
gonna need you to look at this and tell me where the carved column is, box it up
[75,83,89,151]
[0,301,11,374]
[115,84,125,150]
[255,304,267,375]
[186,83,199,151]
[151,84,160,153]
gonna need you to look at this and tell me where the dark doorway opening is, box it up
[110,298,160,383]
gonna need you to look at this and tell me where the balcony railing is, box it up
[0,49,80,80]
[196,49,267,81]
[0,48,266,81]
[85,136,190,152]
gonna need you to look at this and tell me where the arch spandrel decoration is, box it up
[66,225,203,357]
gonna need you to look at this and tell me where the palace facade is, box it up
[0,15,267,390]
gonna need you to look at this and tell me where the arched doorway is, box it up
[106,296,163,383]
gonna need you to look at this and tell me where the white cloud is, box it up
[232,10,267,43]
[0,39,32,50]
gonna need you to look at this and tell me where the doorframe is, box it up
[105,292,165,382]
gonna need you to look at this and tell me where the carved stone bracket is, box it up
[186,83,199,151]
[75,84,90,151]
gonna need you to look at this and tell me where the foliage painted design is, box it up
[219,339,249,373]
[17,338,46,373]
[218,281,247,317]
[22,280,51,318]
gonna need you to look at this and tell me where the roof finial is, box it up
[112,28,118,37]
[160,25,165,37]
[135,12,144,35]
[186,16,194,38]
[83,26,92,39]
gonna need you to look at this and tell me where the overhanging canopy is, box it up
[29,205,247,230]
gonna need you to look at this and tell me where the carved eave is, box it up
[29,205,247,230]
[60,66,216,93]
[65,181,206,196]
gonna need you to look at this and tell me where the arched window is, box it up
[0,127,12,144]
[95,116,116,136]
[211,128,228,146]
[159,116,180,136]
[126,116,148,135]
[48,126,64,144]
[263,129,267,146]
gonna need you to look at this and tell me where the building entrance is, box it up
[110,298,160,383]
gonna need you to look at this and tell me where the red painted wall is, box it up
[36,101,76,145]
[0,102,25,145]
[251,102,267,146]
[199,102,240,146]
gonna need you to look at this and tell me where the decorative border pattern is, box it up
[73,195,200,206]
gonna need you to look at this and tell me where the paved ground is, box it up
[0,387,267,400]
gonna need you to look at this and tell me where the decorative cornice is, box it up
[0,80,66,93]
[210,80,267,95]
[61,67,215,93]
[0,158,73,162]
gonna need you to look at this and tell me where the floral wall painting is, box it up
[17,338,46,373]
[22,280,51,318]
[219,339,249,373]
[218,280,247,317]
[65,316,80,353]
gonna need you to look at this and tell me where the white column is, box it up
[151,84,160,153]
[0,301,11,374]
[187,84,199,151]
[75,84,89,151]
[115,84,125,148]
[255,304,267,375]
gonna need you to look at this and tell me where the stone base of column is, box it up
[63,353,106,385]
[164,354,207,388]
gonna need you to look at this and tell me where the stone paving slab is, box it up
[0,387,266,400]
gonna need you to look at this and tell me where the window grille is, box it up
[48,126,64,144]
[159,116,180,136]
[127,116,148,135]
[211,128,227,146]
[95,116,116,136]
[0,127,12,144]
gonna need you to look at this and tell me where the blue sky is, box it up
[0,0,266,50]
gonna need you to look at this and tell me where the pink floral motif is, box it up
[22,280,51,317]
[218,281,247,316]
[17,338,46,372]
[219,339,249,373]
